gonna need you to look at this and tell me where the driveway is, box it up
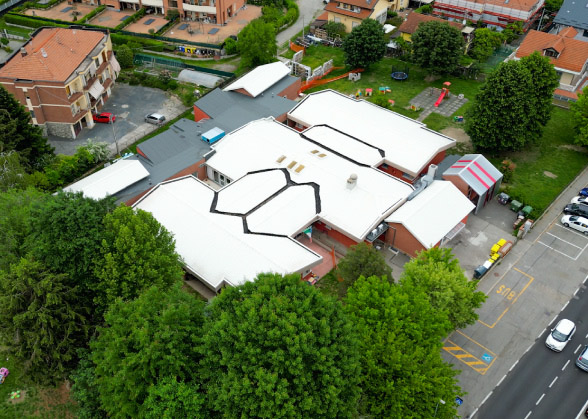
[49,84,187,157]
[276,0,326,47]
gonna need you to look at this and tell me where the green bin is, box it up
[510,200,523,212]
[521,205,533,216]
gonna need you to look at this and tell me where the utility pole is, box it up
[537,6,547,32]
[110,114,119,156]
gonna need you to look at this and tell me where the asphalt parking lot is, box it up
[49,84,187,156]
[440,166,588,418]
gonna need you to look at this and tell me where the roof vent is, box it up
[347,173,358,190]
[20,48,27,57]
[427,163,438,178]
[41,48,47,58]
[276,155,286,163]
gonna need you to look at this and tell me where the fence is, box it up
[0,0,25,15]
[1,27,28,39]
[133,53,234,78]
[481,45,515,72]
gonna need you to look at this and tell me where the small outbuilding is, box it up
[442,154,503,214]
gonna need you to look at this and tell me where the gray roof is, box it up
[554,0,588,29]
[194,75,298,135]
[443,154,503,195]
[114,118,212,203]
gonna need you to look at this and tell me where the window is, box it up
[66,85,71,97]
[213,170,219,182]
[94,58,100,69]
[583,29,588,37]
[333,17,341,23]
[29,110,35,119]
[352,21,359,27]
[544,48,558,58]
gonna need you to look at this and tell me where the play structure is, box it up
[299,68,364,93]
[0,367,9,384]
[434,81,451,107]
[391,67,409,81]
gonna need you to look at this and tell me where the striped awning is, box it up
[88,80,104,100]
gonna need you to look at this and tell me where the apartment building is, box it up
[104,0,244,25]
[0,27,120,139]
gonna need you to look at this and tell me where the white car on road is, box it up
[561,214,588,235]
[546,319,576,352]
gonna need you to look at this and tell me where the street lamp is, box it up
[109,113,118,157]
[434,399,446,418]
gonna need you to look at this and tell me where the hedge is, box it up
[114,8,145,30]
[4,13,67,29]
[155,15,177,36]
[110,32,164,48]
[75,5,105,24]
[13,0,63,12]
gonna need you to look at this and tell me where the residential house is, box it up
[398,12,464,42]
[324,0,389,32]
[104,0,245,25]
[0,27,120,139]
[433,0,544,31]
[512,28,588,100]
[552,0,588,40]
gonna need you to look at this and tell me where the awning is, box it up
[88,80,104,100]
[110,55,121,73]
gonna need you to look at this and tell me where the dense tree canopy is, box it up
[237,19,277,68]
[0,85,54,170]
[470,28,504,61]
[411,21,464,74]
[91,285,206,418]
[143,377,206,419]
[342,18,387,69]
[201,273,361,418]
[337,242,392,286]
[92,205,184,313]
[0,151,30,192]
[0,257,88,383]
[465,57,557,151]
[345,275,460,418]
[571,86,588,146]
[400,248,486,330]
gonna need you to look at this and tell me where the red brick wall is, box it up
[314,221,358,247]
[278,78,301,100]
[443,174,469,196]
[377,163,407,181]
[232,87,253,97]
[193,105,211,122]
[385,223,425,258]
[286,118,307,131]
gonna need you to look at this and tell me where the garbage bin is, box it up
[497,193,510,205]
[521,205,533,217]
[510,200,523,212]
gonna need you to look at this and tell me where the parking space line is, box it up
[545,231,583,249]
[537,241,578,260]
[443,339,492,374]
[554,223,588,240]
[478,268,534,328]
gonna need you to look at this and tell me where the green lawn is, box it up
[0,17,32,38]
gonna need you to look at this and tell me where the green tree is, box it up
[342,18,387,68]
[0,257,88,384]
[27,192,116,301]
[0,187,47,271]
[337,242,392,286]
[345,276,459,418]
[0,85,54,170]
[143,377,206,419]
[470,28,504,61]
[411,21,464,74]
[223,36,238,55]
[115,44,134,69]
[502,21,523,43]
[0,151,30,192]
[400,248,486,330]
[465,60,535,151]
[520,51,559,129]
[545,0,563,12]
[201,273,361,418]
[237,19,277,68]
[572,86,588,146]
[92,205,184,313]
[70,349,108,419]
[324,21,346,38]
[91,285,205,418]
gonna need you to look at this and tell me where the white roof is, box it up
[386,180,474,248]
[223,61,291,98]
[207,118,414,242]
[288,90,456,177]
[134,176,322,291]
[63,159,149,200]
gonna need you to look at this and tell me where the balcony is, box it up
[68,91,84,103]
[83,74,98,90]
[72,108,89,123]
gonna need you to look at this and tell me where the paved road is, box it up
[476,280,588,419]
[276,0,325,47]
[442,165,588,418]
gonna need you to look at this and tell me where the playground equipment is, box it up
[379,86,391,94]
[365,88,372,97]
[299,68,364,93]
[0,367,9,384]
[348,72,361,82]
[434,81,451,107]
[391,67,409,81]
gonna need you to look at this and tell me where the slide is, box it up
[299,68,363,93]
[434,89,447,107]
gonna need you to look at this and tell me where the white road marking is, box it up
[469,407,478,418]
[537,241,578,260]
[525,344,533,353]
[563,360,571,370]
[549,315,558,326]
[554,223,588,240]
[510,360,519,372]
[480,391,493,406]
[538,329,546,339]
[549,376,558,388]
[562,301,569,311]
[574,398,588,419]
[536,393,545,405]
[545,231,583,249]
[524,411,532,419]
[584,275,588,284]
[576,345,583,354]
[574,287,580,296]
[497,374,507,386]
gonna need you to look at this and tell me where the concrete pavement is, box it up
[276,0,326,48]
[442,164,588,418]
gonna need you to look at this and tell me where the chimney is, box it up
[346,173,358,190]
[20,48,27,57]
[427,163,438,178]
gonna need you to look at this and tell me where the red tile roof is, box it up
[398,12,464,34]
[325,2,372,18]
[515,29,588,73]
[0,28,106,82]
[435,0,541,13]
[559,26,578,38]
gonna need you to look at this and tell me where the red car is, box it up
[93,112,116,123]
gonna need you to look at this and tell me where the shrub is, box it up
[223,37,238,54]
[0,38,8,46]
[75,5,105,24]
[4,13,66,29]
